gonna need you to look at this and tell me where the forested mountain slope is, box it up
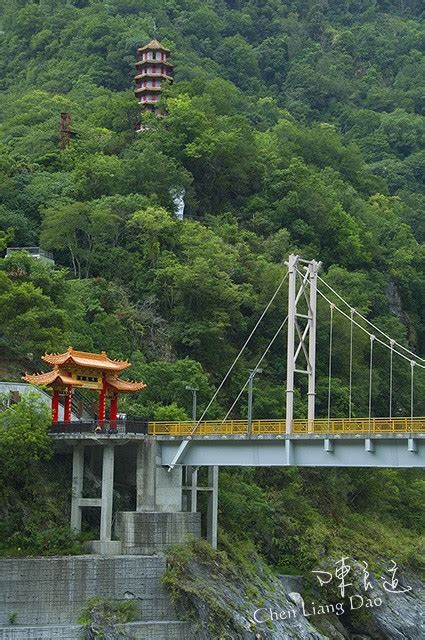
[0,0,424,614]
[1,0,425,417]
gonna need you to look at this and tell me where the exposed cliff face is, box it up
[352,572,424,640]
[163,541,425,639]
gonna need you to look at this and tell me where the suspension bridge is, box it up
[45,253,425,554]
[53,254,425,470]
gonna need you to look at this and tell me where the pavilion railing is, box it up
[50,420,148,434]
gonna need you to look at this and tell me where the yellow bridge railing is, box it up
[148,417,425,437]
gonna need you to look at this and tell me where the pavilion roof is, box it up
[23,369,83,387]
[23,347,145,394]
[137,39,170,53]
[106,376,146,393]
[42,347,129,371]
[22,370,146,394]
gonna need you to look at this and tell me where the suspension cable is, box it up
[191,270,289,433]
[327,304,334,426]
[348,307,354,419]
[389,339,394,419]
[317,274,425,365]
[368,335,375,427]
[222,315,289,422]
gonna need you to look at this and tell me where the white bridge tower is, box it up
[285,255,321,433]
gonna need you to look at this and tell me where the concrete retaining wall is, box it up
[115,512,201,555]
[0,555,175,626]
[0,621,194,639]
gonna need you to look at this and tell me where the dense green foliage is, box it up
[0,393,51,475]
[78,596,138,637]
[0,1,424,568]
[0,396,81,555]
[219,467,425,575]
[1,0,425,420]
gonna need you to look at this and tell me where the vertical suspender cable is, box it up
[221,316,288,423]
[348,308,354,419]
[191,270,289,431]
[410,360,415,429]
[389,339,394,419]
[327,304,334,427]
[368,335,375,429]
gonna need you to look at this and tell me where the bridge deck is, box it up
[49,417,425,437]
[50,419,425,468]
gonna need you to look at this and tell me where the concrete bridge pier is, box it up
[207,466,219,549]
[68,438,222,555]
[70,442,122,554]
[99,445,115,545]
[183,464,219,549]
[136,439,183,512]
[70,444,84,534]
[114,440,201,555]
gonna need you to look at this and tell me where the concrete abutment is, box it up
[69,438,217,555]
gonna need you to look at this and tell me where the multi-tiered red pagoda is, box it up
[24,347,145,423]
[134,39,173,114]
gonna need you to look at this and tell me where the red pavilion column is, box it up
[98,375,106,421]
[64,386,72,423]
[52,389,59,423]
[110,393,118,421]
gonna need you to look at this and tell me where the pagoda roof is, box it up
[42,347,130,371]
[135,73,173,82]
[23,369,84,387]
[138,39,170,53]
[135,59,173,67]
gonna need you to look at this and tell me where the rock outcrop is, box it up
[164,541,424,639]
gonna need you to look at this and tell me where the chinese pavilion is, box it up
[23,347,145,423]
[134,39,173,115]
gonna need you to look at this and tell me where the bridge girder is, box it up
[159,435,425,468]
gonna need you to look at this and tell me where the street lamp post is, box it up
[185,384,199,514]
[247,368,262,436]
[185,385,198,422]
